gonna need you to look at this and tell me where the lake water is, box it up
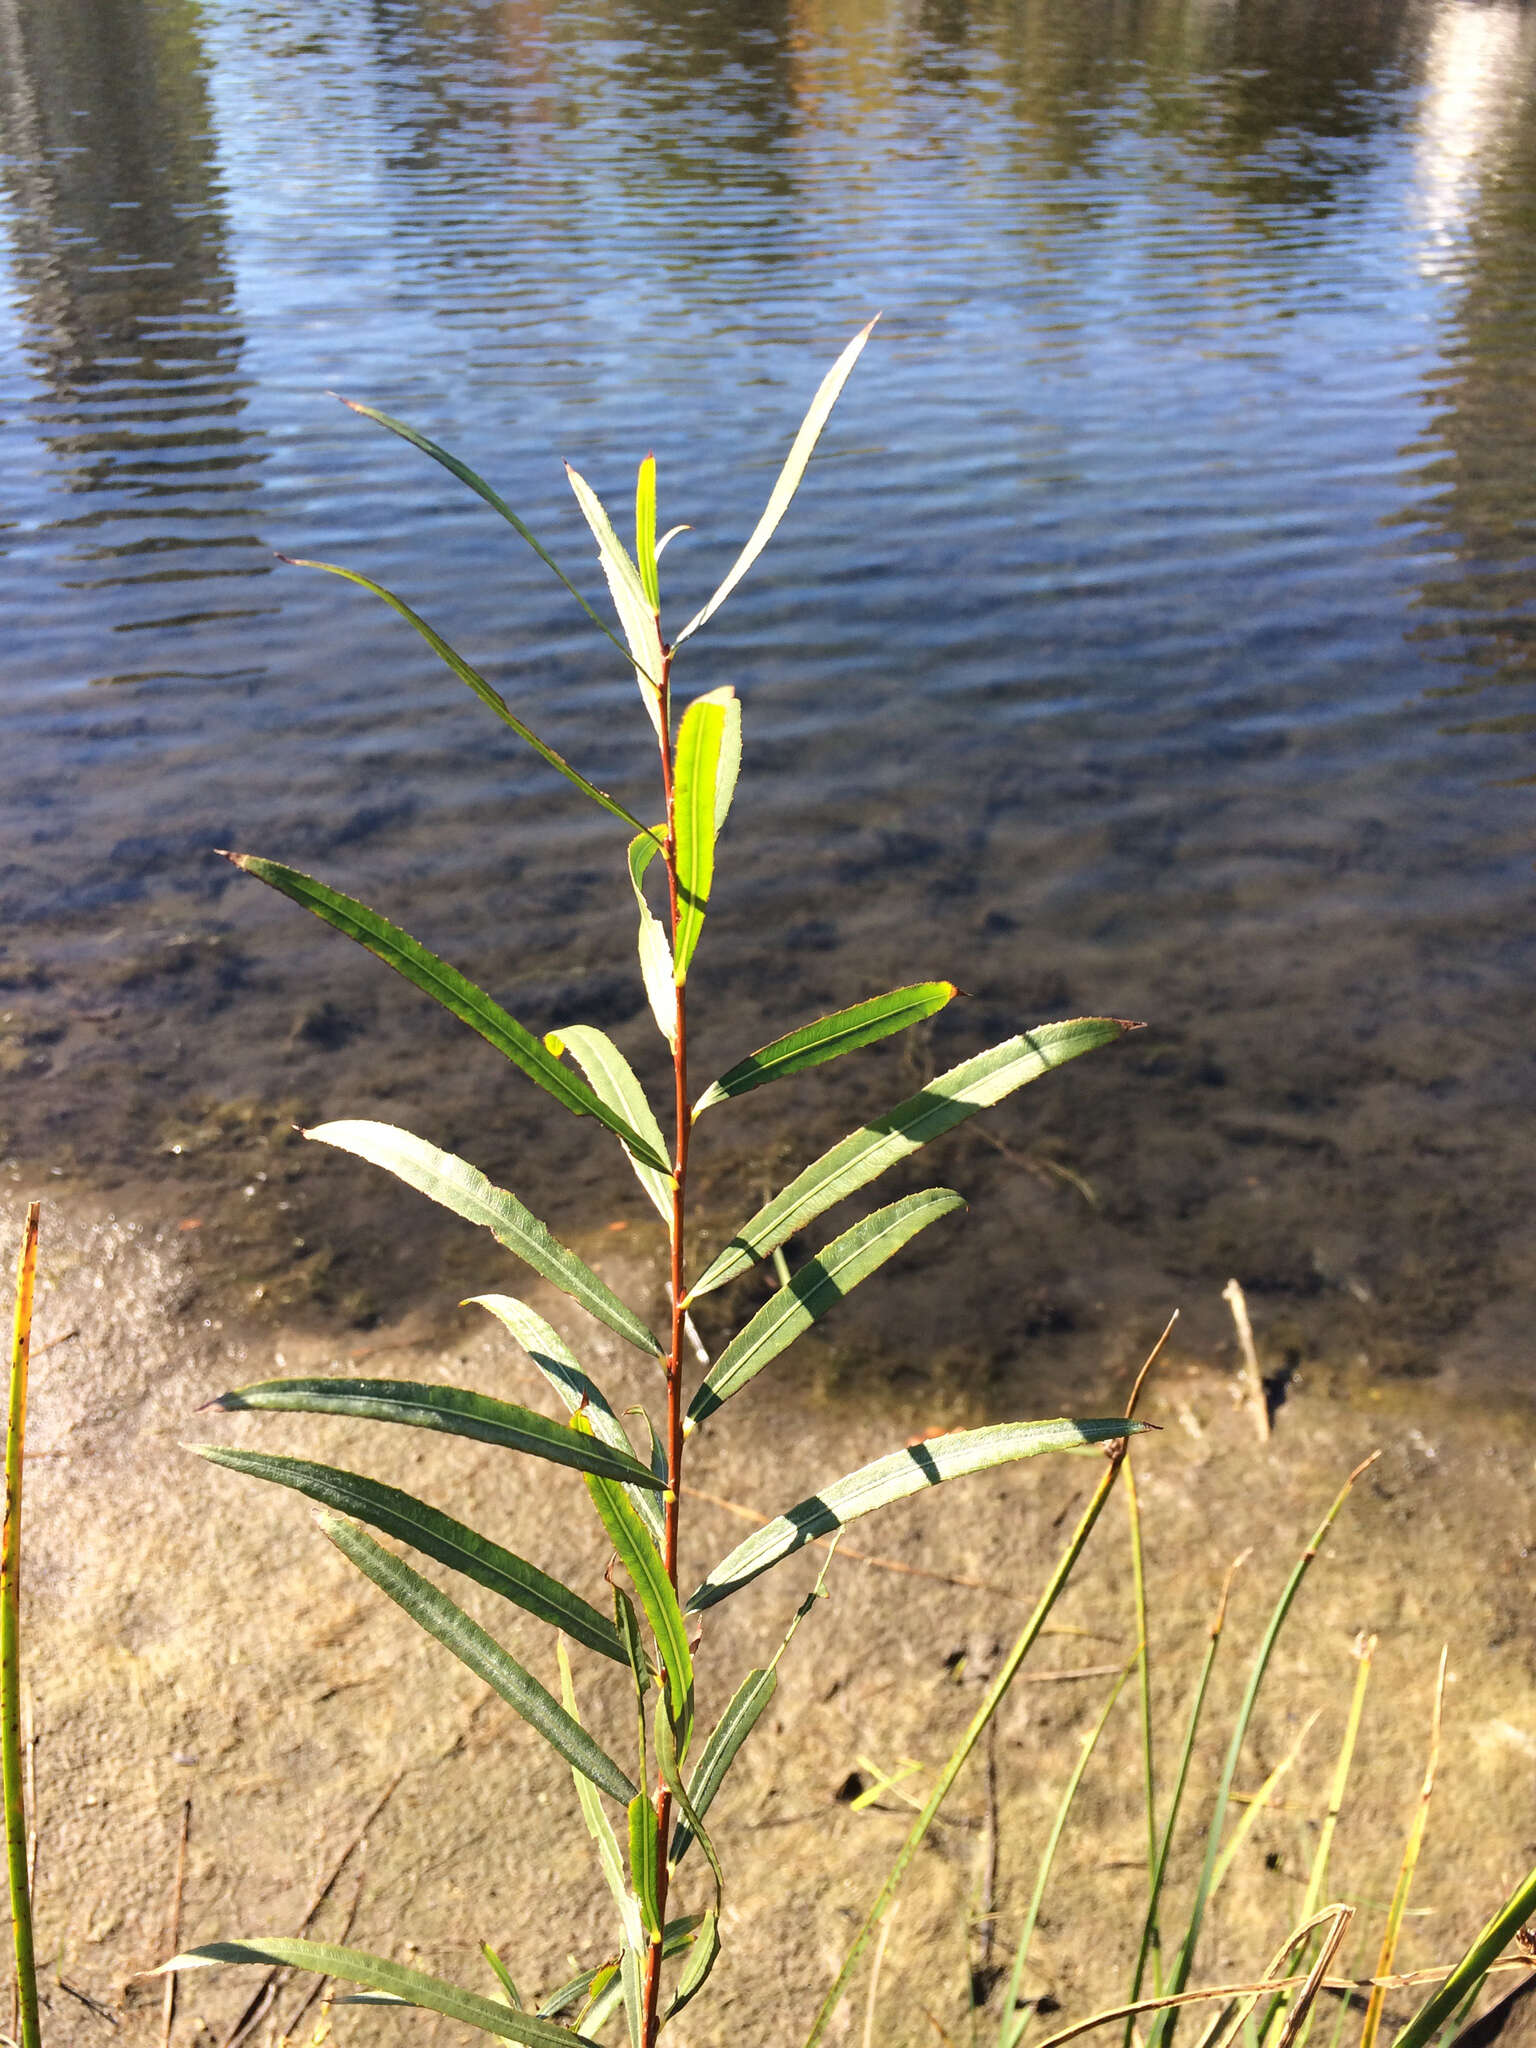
[2,0,1534,1402]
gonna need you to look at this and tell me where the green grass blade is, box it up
[546,1024,673,1221]
[1148,1458,1376,2048]
[636,455,660,611]
[629,827,677,1047]
[228,856,665,1169]
[582,1441,694,1733]
[165,1937,593,2046]
[206,1375,662,1491]
[306,1121,661,1355]
[482,1945,522,2010]
[1126,1461,1160,1990]
[565,463,664,722]
[1125,1558,1242,2048]
[672,688,733,983]
[686,1190,965,1428]
[194,1445,625,1662]
[804,1439,1133,2047]
[466,1295,664,1545]
[999,1659,1135,2048]
[322,1513,636,1803]
[689,1418,1146,1612]
[687,1020,1135,1301]
[628,1793,663,1941]
[278,556,644,832]
[1360,1651,1448,2048]
[3,1206,40,2048]
[693,982,959,1116]
[672,318,878,649]
[336,396,635,670]
[1390,1862,1536,2048]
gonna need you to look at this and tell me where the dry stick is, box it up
[1359,1647,1449,2048]
[805,1316,1179,2048]
[1221,1279,1269,1442]
[161,1799,190,2048]
[3,1204,41,2048]
[217,1766,406,2048]
[1273,1907,1355,2048]
[863,1904,900,2048]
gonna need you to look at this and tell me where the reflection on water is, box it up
[0,0,1533,1397]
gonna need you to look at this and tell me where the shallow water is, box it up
[2,0,1534,1396]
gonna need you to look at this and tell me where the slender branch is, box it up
[645,645,686,2048]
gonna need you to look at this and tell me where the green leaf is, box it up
[635,455,660,612]
[693,982,958,1117]
[613,1587,651,1699]
[580,1438,694,1735]
[544,1025,673,1222]
[628,1793,662,1941]
[565,463,664,729]
[321,1512,636,1803]
[466,1295,664,1547]
[277,557,644,833]
[687,1019,1133,1301]
[540,1921,699,2028]
[686,1190,965,1429]
[482,1945,522,2010]
[628,827,677,1047]
[654,1696,722,1900]
[665,1911,720,2022]
[671,688,734,983]
[1391,1862,1536,2048]
[206,1376,661,1492]
[670,1668,774,1869]
[336,396,636,672]
[673,318,878,649]
[711,689,742,834]
[306,1121,661,1355]
[557,1644,646,1952]
[194,1445,625,1663]
[687,1417,1149,1612]
[228,856,667,1170]
[163,1937,591,2047]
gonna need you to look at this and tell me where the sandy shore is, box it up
[4,1177,1533,2048]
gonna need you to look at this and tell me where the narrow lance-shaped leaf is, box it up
[163,1938,593,2048]
[687,1019,1135,1301]
[688,1417,1149,1612]
[673,318,878,648]
[545,1024,673,1222]
[321,1512,637,1803]
[711,687,742,834]
[629,827,677,1047]
[580,1425,694,1736]
[466,1295,664,1546]
[337,396,636,673]
[693,981,958,1117]
[686,1190,966,1429]
[627,1794,662,1942]
[635,455,660,612]
[307,1121,661,1356]
[672,689,733,982]
[538,1922,699,2027]
[228,856,667,1170]
[566,464,664,730]
[665,1912,720,2023]
[278,557,645,833]
[206,1375,662,1491]
[194,1445,625,1664]
[557,1643,646,1957]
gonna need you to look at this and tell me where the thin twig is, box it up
[863,1904,899,2048]
[161,1799,190,2048]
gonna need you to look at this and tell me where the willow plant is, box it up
[167,324,1149,2047]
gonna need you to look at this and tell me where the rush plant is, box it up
[166,325,1151,2046]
